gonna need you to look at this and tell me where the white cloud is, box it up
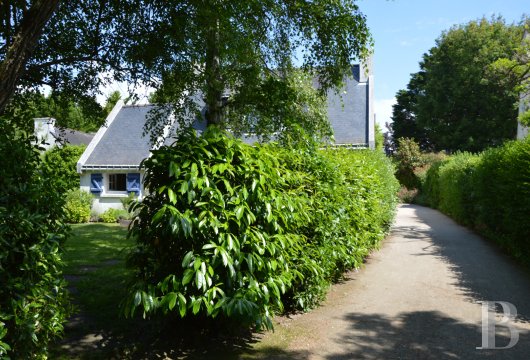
[374,98,396,130]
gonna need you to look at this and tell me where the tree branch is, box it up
[0,0,60,114]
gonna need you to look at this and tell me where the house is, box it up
[77,62,375,214]
[34,117,94,150]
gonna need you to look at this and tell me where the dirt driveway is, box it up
[242,204,530,360]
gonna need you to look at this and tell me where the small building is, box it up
[78,63,375,214]
[34,117,94,150]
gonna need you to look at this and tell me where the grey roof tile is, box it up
[85,105,155,167]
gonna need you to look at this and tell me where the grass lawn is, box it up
[54,223,261,359]
[62,224,132,328]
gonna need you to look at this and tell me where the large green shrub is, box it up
[41,144,86,193]
[0,118,70,358]
[394,137,425,189]
[124,128,399,328]
[423,138,530,264]
[124,128,307,329]
[64,189,93,223]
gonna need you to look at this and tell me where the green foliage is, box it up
[0,116,70,359]
[393,17,523,152]
[41,144,86,193]
[64,189,93,223]
[100,209,120,223]
[103,91,122,117]
[131,0,371,139]
[422,138,530,265]
[375,123,384,151]
[394,137,424,189]
[124,127,398,329]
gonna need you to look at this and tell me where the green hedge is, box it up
[0,119,70,359]
[423,138,530,264]
[124,128,399,329]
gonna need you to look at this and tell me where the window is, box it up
[108,174,127,191]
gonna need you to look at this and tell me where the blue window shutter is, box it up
[126,173,141,194]
[90,173,103,193]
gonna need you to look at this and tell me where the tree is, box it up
[41,144,87,193]
[393,17,523,153]
[0,0,60,113]
[103,90,122,116]
[126,0,372,141]
[1,1,135,116]
[391,72,430,150]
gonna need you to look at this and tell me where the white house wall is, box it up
[80,171,145,214]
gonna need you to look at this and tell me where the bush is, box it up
[394,137,424,189]
[422,138,530,265]
[64,189,93,223]
[0,117,70,358]
[41,144,86,193]
[99,208,130,223]
[124,128,399,329]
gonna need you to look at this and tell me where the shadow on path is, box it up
[396,204,530,322]
[325,311,529,360]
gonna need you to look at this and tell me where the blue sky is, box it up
[357,0,529,128]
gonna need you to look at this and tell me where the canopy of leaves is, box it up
[127,0,372,140]
[392,17,523,152]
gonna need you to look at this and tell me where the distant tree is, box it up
[393,17,523,152]
[391,73,430,150]
[103,91,122,116]
[375,123,384,151]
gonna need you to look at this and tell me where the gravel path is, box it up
[245,204,530,359]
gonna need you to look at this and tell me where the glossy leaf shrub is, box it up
[0,119,70,359]
[124,128,399,328]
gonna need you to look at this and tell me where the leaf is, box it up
[151,206,167,224]
[196,271,205,290]
[182,269,194,285]
[133,291,142,307]
[167,188,176,204]
[181,216,192,237]
[235,205,245,220]
[182,251,194,267]
[178,293,187,317]
[192,298,202,314]
[179,181,188,194]
[167,292,177,310]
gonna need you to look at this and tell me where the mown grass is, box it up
[63,224,132,327]
[53,223,261,359]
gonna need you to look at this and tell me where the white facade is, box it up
[34,117,57,150]
[80,171,145,214]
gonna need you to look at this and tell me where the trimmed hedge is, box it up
[422,138,530,265]
[124,128,399,329]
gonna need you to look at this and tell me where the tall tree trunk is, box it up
[0,0,60,115]
[205,16,223,126]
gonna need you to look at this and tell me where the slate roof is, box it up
[326,66,369,145]
[80,66,372,170]
[84,105,155,168]
[54,128,94,146]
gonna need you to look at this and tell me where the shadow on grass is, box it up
[56,316,263,359]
